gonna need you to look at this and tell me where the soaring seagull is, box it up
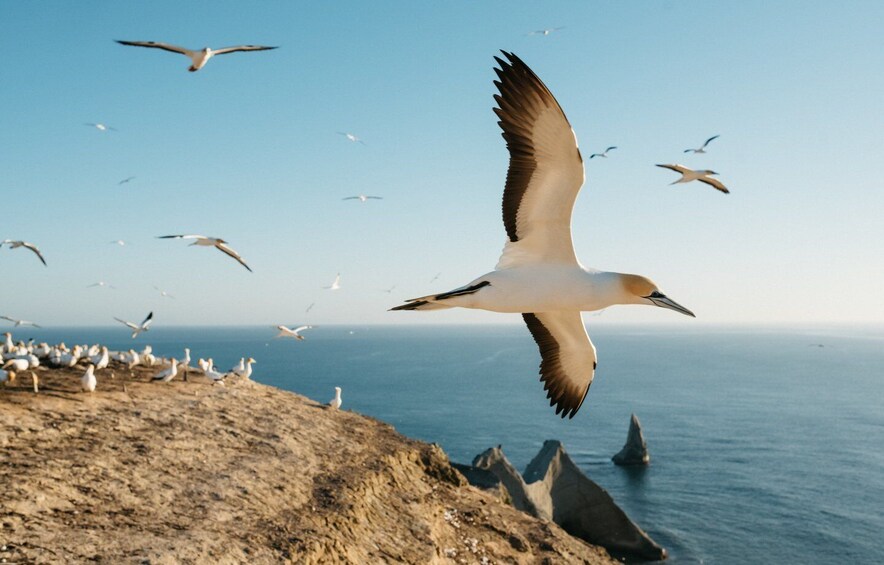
[115,40,277,72]
[391,52,695,419]
[336,132,366,145]
[656,164,730,194]
[324,274,341,290]
[275,325,313,340]
[114,311,153,339]
[157,235,252,272]
[684,135,720,154]
[0,316,41,328]
[589,146,617,159]
[528,27,566,36]
[1,240,47,266]
[85,122,117,132]
[342,195,383,202]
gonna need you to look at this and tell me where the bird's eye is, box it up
[647,291,665,299]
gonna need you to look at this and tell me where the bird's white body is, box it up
[3,359,29,372]
[275,325,312,340]
[325,274,341,290]
[329,387,342,410]
[151,359,179,382]
[82,365,97,392]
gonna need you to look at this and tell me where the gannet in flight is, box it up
[684,135,720,154]
[115,40,278,72]
[336,132,366,145]
[110,240,126,246]
[85,122,117,132]
[328,386,342,410]
[324,274,341,290]
[275,325,313,340]
[118,176,136,185]
[114,311,154,339]
[656,164,730,194]
[391,52,695,419]
[153,286,175,299]
[342,195,383,202]
[1,240,47,266]
[82,365,97,392]
[305,302,315,313]
[589,146,617,159]
[0,316,41,328]
[157,235,252,272]
[528,27,565,36]
[88,281,116,289]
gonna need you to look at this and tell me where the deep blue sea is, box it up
[19,324,884,563]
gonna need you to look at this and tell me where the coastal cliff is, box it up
[0,364,615,564]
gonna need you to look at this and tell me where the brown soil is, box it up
[0,362,616,564]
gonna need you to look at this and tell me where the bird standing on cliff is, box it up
[151,359,179,383]
[81,365,97,392]
[328,387,342,410]
[115,40,277,72]
[391,52,695,418]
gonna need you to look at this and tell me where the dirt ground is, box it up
[0,361,616,564]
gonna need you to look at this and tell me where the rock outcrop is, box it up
[462,441,667,562]
[0,364,616,564]
[612,413,651,466]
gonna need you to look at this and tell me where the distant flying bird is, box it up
[153,286,175,299]
[342,195,383,202]
[528,27,565,36]
[110,240,126,246]
[656,164,730,194]
[381,285,397,294]
[328,386,342,410]
[336,132,366,145]
[118,176,136,185]
[430,272,442,283]
[81,365,97,392]
[0,316,41,328]
[115,40,278,72]
[391,52,695,419]
[589,146,617,159]
[157,235,252,272]
[85,122,117,132]
[305,302,315,314]
[114,311,154,339]
[1,240,47,266]
[684,135,720,154]
[275,325,313,340]
[324,273,341,290]
[88,281,116,289]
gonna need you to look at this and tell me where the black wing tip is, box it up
[389,300,429,311]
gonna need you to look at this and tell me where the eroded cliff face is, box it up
[0,364,615,564]
[465,440,667,562]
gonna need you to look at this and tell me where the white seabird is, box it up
[589,146,617,159]
[157,235,252,272]
[115,40,278,72]
[324,274,341,290]
[151,359,179,382]
[391,52,695,419]
[528,27,565,36]
[82,364,97,392]
[656,164,730,194]
[153,286,175,299]
[684,135,720,154]
[336,132,366,145]
[1,240,47,266]
[110,240,127,246]
[114,311,154,339]
[88,281,116,289]
[342,194,383,202]
[0,316,41,328]
[328,386,342,410]
[118,176,136,185]
[85,122,117,132]
[275,325,313,341]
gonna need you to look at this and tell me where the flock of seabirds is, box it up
[2,35,731,419]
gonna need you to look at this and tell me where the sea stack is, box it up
[612,413,650,466]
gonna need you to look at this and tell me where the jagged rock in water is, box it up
[612,413,651,466]
[463,440,667,562]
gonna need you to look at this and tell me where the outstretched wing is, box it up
[214,242,252,272]
[22,243,47,266]
[212,45,278,56]
[492,51,585,269]
[697,176,730,194]
[114,317,139,331]
[701,135,720,149]
[115,40,192,56]
[522,311,597,419]
[656,163,690,174]
[141,311,154,329]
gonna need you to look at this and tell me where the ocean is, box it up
[17,324,884,564]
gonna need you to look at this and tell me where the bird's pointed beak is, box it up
[648,294,695,317]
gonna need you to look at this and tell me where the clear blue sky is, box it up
[1,1,882,327]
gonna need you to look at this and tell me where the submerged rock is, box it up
[462,440,667,561]
[612,413,651,466]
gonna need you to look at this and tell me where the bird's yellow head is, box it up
[620,274,695,318]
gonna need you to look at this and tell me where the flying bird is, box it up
[684,135,720,154]
[88,281,116,289]
[114,311,154,339]
[110,240,126,246]
[1,240,47,266]
[589,146,617,159]
[430,272,442,283]
[153,286,175,299]
[0,316,41,328]
[275,325,313,341]
[381,285,397,294]
[656,164,730,194]
[528,27,565,36]
[305,302,315,314]
[118,176,136,185]
[324,274,341,290]
[391,52,695,419]
[342,195,383,202]
[115,40,278,72]
[336,132,366,145]
[157,235,252,272]
[85,122,117,132]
